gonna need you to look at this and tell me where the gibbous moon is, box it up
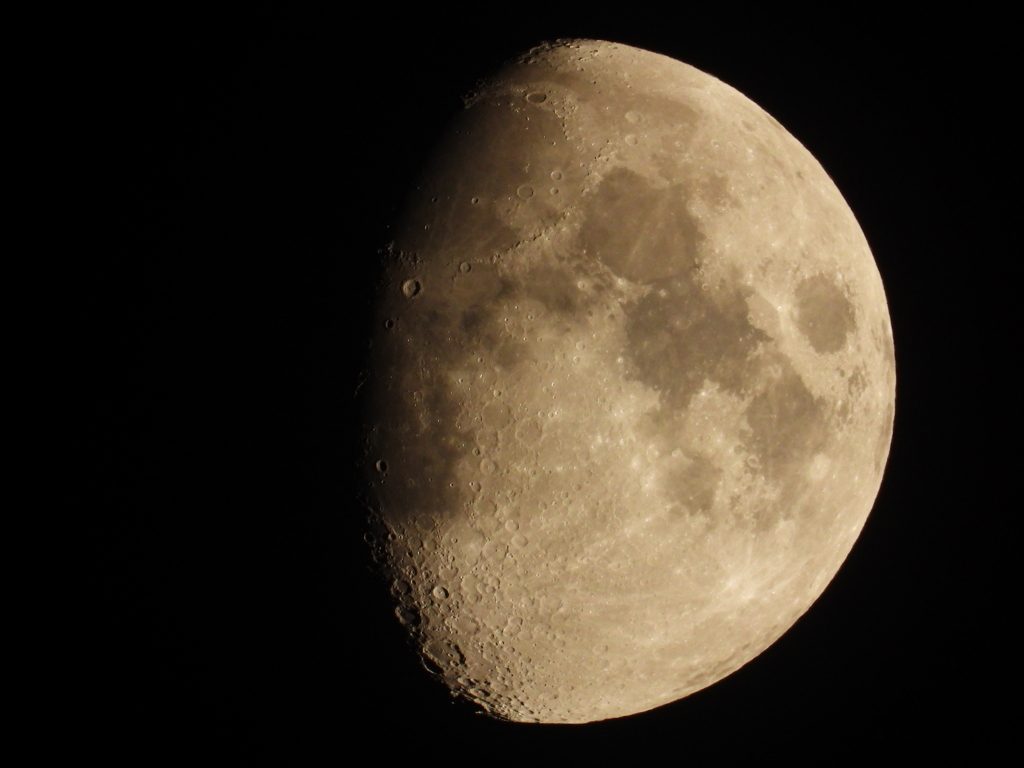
[359,40,895,723]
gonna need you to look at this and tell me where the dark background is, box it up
[133,7,1011,759]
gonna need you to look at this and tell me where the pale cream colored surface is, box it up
[362,40,895,723]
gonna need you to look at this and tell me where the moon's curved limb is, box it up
[360,40,894,724]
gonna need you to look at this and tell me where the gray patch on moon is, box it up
[461,304,529,370]
[457,262,594,368]
[622,273,770,411]
[874,400,895,475]
[879,317,896,370]
[579,167,702,283]
[517,264,585,317]
[793,274,856,354]
[744,359,828,478]
[577,159,771,415]
[847,366,867,398]
[364,367,469,529]
[664,452,723,518]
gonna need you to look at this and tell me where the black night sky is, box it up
[131,8,1011,759]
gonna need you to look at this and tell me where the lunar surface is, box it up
[358,40,895,723]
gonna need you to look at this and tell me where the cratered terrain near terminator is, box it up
[357,40,894,723]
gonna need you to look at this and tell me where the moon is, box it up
[358,39,894,724]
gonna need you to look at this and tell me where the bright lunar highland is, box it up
[359,40,895,723]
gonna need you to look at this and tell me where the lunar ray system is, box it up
[358,40,895,724]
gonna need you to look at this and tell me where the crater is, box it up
[363,359,470,529]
